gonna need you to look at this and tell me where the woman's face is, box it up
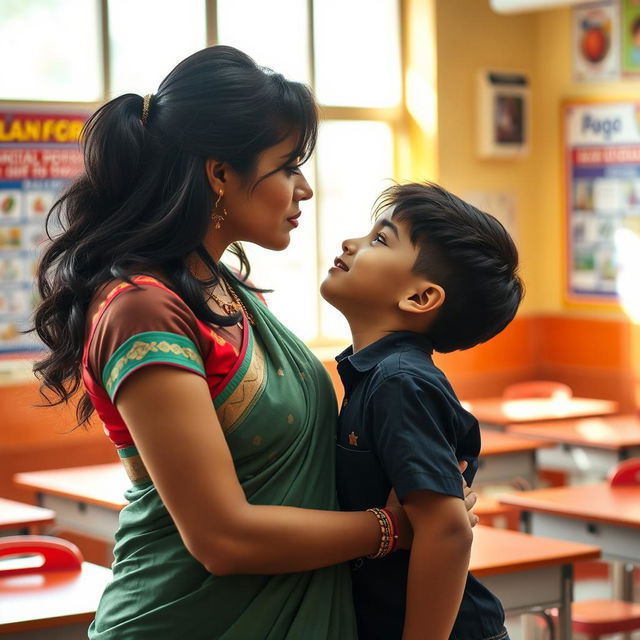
[215,135,313,253]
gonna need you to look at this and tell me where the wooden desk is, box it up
[0,499,55,535]
[498,482,640,600]
[477,431,553,489]
[0,561,111,638]
[506,414,640,481]
[470,525,600,640]
[14,465,128,549]
[464,396,618,430]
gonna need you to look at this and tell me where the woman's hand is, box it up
[459,460,479,528]
[385,489,413,550]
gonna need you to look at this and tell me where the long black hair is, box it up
[32,45,318,425]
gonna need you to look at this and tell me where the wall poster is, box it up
[0,107,89,355]
[573,0,621,82]
[564,98,640,304]
[622,0,640,75]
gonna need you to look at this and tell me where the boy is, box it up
[320,182,522,640]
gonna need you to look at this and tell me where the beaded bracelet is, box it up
[366,507,399,559]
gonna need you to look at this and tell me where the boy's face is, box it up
[320,211,426,319]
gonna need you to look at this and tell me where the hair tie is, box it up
[141,94,154,126]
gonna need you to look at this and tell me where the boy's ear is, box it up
[205,158,228,192]
[398,283,445,314]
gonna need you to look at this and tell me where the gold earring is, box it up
[211,189,227,230]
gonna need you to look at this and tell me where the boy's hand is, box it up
[459,461,479,528]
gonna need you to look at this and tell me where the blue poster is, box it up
[565,100,640,302]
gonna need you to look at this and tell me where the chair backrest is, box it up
[0,535,83,578]
[609,458,640,486]
[502,380,573,401]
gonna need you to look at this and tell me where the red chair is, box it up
[544,458,640,639]
[609,457,640,486]
[566,600,640,639]
[502,380,573,400]
[0,535,83,578]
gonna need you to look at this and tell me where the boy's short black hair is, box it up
[374,182,524,353]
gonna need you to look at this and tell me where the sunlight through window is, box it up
[109,0,206,98]
[0,0,101,101]
[313,0,401,107]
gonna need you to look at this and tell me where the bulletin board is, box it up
[564,98,640,306]
[0,106,89,355]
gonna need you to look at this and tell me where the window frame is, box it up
[0,0,407,346]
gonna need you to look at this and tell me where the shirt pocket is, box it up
[336,443,391,509]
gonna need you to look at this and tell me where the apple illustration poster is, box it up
[622,0,640,74]
[573,1,620,82]
[0,108,88,354]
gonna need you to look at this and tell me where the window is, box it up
[0,0,402,346]
[313,0,401,108]
[108,0,206,98]
[0,0,102,102]
[218,0,402,344]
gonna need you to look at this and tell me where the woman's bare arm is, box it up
[116,365,386,575]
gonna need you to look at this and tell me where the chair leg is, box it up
[530,610,556,640]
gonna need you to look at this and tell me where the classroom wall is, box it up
[536,6,640,313]
[532,5,640,409]
[434,0,539,313]
[425,0,638,410]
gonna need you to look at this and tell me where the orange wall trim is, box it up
[535,314,632,371]
[1,312,636,502]
[434,315,536,377]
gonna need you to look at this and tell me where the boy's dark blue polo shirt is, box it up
[335,332,508,640]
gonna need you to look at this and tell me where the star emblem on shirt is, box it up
[348,431,359,446]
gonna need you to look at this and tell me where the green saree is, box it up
[86,276,357,639]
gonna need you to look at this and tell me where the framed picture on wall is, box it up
[563,97,640,310]
[476,70,530,158]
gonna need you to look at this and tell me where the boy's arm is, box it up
[402,489,473,640]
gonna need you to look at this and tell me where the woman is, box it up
[33,46,475,639]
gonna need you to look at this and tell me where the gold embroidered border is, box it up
[106,339,204,392]
[121,454,151,485]
[216,339,266,434]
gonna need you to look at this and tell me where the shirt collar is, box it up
[336,331,434,374]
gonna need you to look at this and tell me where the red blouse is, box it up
[82,276,246,450]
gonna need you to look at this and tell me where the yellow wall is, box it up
[429,0,640,317]
[408,1,639,409]
[434,0,539,312]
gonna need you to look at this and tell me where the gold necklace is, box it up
[209,275,256,326]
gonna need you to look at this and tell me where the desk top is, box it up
[498,483,640,529]
[506,414,640,450]
[464,396,618,427]
[14,464,129,510]
[469,524,600,577]
[0,498,55,531]
[0,561,111,633]
[480,430,553,455]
